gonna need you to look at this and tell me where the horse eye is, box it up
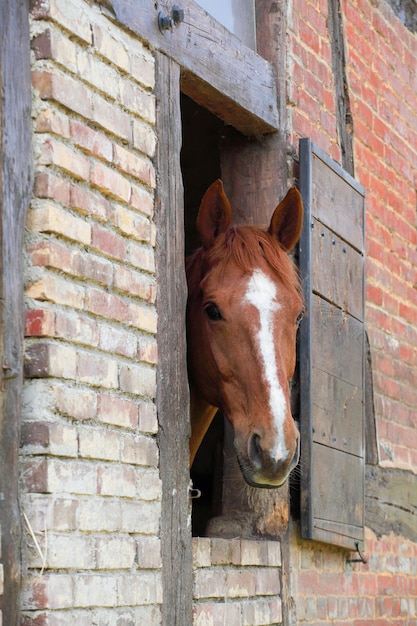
[204,302,222,321]
[296,309,305,326]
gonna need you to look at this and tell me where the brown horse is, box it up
[186,180,304,488]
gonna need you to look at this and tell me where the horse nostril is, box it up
[249,433,263,468]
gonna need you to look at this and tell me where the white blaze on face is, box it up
[244,269,288,462]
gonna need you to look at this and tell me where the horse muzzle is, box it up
[238,432,300,488]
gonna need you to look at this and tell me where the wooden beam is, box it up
[108,0,279,135]
[0,0,33,624]
[154,52,193,625]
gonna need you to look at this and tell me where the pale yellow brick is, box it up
[117,572,163,605]
[33,533,95,570]
[54,385,97,421]
[92,23,130,73]
[78,425,120,462]
[76,352,118,389]
[121,500,161,534]
[119,362,156,398]
[114,205,152,243]
[128,302,157,334]
[73,573,118,608]
[95,536,136,569]
[76,48,121,101]
[90,161,131,202]
[240,539,268,566]
[119,80,156,125]
[91,91,132,143]
[41,0,94,44]
[137,536,162,569]
[39,138,90,181]
[120,434,158,467]
[35,107,70,137]
[98,464,136,498]
[26,275,85,310]
[130,49,155,90]
[28,203,91,245]
[47,458,97,495]
[113,143,155,187]
[132,120,157,159]
[136,469,162,500]
[48,344,77,379]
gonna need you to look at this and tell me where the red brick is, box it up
[76,351,118,389]
[70,120,112,162]
[112,144,155,188]
[113,266,154,301]
[35,171,70,205]
[86,287,128,323]
[90,92,132,143]
[32,70,92,120]
[25,309,55,338]
[91,224,127,261]
[97,393,138,429]
[70,184,111,222]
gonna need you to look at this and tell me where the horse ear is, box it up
[197,179,232,249]
[268,187,303,251]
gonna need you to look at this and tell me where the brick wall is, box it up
[290,528,417,624]
[21,0,161,622]
[288,0,417,622]
[193,538,283,625]
[13,0,417,623]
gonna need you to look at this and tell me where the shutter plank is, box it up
[299,139,365,551]
[311,219,364,320]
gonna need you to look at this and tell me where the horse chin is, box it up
[237,456,290,489]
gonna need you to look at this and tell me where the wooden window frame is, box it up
[107,1,289,621]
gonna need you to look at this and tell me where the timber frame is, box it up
[0,0,33,624]
[109,1,291,623]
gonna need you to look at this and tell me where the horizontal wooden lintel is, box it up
[108,0,279,135]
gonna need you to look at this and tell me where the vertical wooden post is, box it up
[0,1,33,624]
[155,52,193,625]
[220,0,289,221]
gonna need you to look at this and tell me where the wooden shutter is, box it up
[298,139,366,550]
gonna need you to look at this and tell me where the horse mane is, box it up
[186,224,302,296]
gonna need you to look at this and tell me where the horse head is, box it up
[186,180,304,488]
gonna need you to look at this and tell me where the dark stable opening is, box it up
[181,93,226,536]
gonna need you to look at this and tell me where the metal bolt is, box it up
[172,5,184,24]
[158,12,173,32]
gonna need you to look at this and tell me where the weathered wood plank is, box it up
[312,368,363,457]
[310,296,364,388]
[218,0,290,217]
[311,219,364,320]
[311,150,364,251]
[154,52,193,625]
[108,0,279,135]
[0,1,33,624]
[1,0,33,621]
[312,444,364,535]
